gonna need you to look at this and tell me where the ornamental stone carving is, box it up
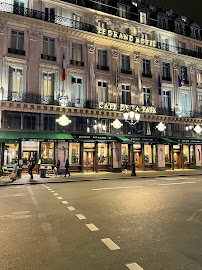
[111,49,119,58]
[0,22,7,35]
[154,56,160,67]
[87,44,95,53]
[190,64,197,74]
[133,53,140,62]
[173,61,178,70]
[58,37,69,47]
[28,30,40,41]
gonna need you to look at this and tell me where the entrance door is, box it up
[84,151,95,171]
[22,151,38,172]
[174,152,181,169]
[134,152,141,170]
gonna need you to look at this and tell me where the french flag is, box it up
[62,55,66,81]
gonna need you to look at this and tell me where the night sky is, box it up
[147,0,202,27]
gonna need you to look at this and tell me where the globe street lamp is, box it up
[123,111,140,176]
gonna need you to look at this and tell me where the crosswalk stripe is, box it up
[101,238,120,250]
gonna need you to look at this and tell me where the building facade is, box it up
[1,0,202,173]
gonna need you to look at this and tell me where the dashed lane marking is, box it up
[76,214,86,220]
[50,191,55,193]
[57,197,63,200]
[86,223,99,231]
[101,238,120,250]
[158,182,197,186]
[62,201,68,205]
[67,206,76,211]
[92,186,142,191]
[126,262,144,270]
[48,188,52,191]
[53,193,59,196]
[154,177,196,181]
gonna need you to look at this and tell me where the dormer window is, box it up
[158,17,167,29]
[97,0,106,12]
[119,5,127,18]
[140,12,147,24]
[176,24,183,35]
[190,24,201,40]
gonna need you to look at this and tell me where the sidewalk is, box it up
[0,169,202,186]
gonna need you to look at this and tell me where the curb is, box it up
[0,173,202,186]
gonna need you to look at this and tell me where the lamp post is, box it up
[123,111,140,176]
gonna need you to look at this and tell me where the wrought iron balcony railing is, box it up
[142,73,152,78]
[41,54,57,61]
[70,60,84,66]
[162,76,172,81]
[97,65,109,71]
[8,48,25,56]
[121,69,132,75]
[1,2,202,60]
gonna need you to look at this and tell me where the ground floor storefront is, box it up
[1,131,202,173]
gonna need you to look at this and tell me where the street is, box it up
[1,175,202,270]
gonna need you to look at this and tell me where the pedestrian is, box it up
[10,160,18,181]
[28,158,35,180]
[64,158,71,177]
[55,159,61,177]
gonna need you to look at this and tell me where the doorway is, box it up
[174,152,181,169]
[84,151,95,171]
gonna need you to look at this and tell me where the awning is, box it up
[0,131,74,142]
[116,136,131,144]
[161,138,178,144]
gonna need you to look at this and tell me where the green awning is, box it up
[116,136,131,144]
[0,131,73,142]
[161,138,178,144]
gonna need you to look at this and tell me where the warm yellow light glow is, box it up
[56,115,72,126]
[194,125,202,134]
[156,122,166,132]
[111,119,123,129]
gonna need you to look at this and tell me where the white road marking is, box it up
[48,188,52,191]
[126,262,144,270]
[187,209,202,222]
[86,223,99,231]
[158,182,196,186]
[50,191,55,193]
[76,214,86,220]
[154,177,196,181]
[0,211,31,220]
[101,238,120,250]
[0,193,26,198]
[67,206,76,211]
[57,197,63,200]
[53,193,59,196]
[92,186,142,191]
[62,201,68,205]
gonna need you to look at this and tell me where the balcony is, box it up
[97,65,109,71]
[142,73,152,78]
[8,48,25,56]
[162,76,172,81]
[41,54,56,61]
[70,60,84,66]
[121,69,132,75]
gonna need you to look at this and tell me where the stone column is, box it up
[87,44,95,105]
[95,141,98,173]
[190,64,197,112]
[111,48,120,103]
[80,142,84,173]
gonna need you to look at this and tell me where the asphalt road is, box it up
[1,175,202,270]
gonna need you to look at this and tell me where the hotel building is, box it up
[0,0,202,173]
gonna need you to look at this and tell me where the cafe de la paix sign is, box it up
[99,102,157,114]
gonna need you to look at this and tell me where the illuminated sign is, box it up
[56,115,72,126]
[98,102,157,114]
[98,28,157,48]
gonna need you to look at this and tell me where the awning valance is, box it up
[116,136,131,144]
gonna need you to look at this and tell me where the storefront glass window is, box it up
[41,142,54,164]
[190,145,194,164]
[69,143,80,164]
[98,143,108,164]
[4,143,18,165]
[144,145,152,164]
[183,145,189,163]
[122,144,128,163]
[165,145,170,163]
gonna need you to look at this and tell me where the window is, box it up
[72,77,83,107]
[143,88,151,106]
[42,72,54,98]
[196,46,202,55]
[8,67,23,98]
[98,81,108,102]
[119,5,127,18]
[4,143,18,165]
[97,0,105,12]
[98,143,108,163]
[181,92,189,116]
[143,59,151,75]
[197,71,202,85]
[181,66,188,81]
[11,30,24,51]
[159,17,167,29]
[69,143,80,164]
[43,37,55,56]
[45,7,55,22]
[73,13,81,22]
[163,90,171,110]
[72,43,82,62]
[193,28,200,40]
[162,62,170,79]
[121,55,130,71]
[198,95,202,110]
[176,23,184,35]
[41,142,54,164]
[98,49,107,67]
[179,42,186,53]
[122,85,131,104]
[140,12,147,24]
[98,21,106,30]
[13,0,24,14]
